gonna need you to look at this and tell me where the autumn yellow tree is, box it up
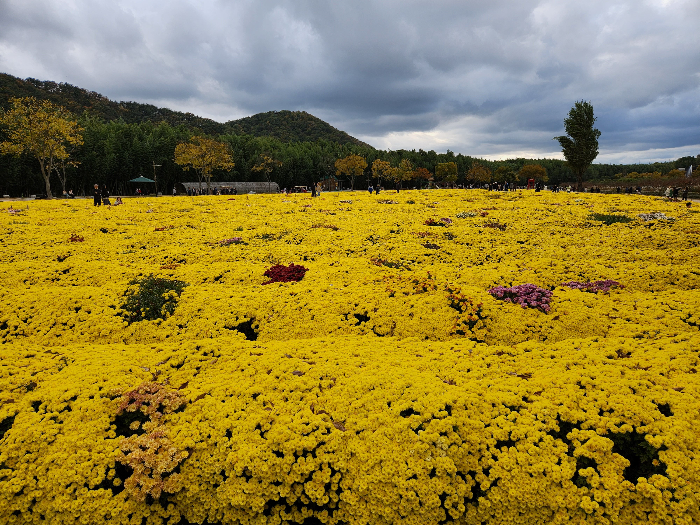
[0,97,83,198]
[467,162,492,185]
[251,154,282,193]
[174,136,234,195]
[435,162,458,187]
[388,159,414,191]
[371,159,393,188]
[335,154,367,190]
[518,164,548,184]
[414,167,433,189]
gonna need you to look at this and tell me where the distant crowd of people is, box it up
[665,186,689,201]
[185,187,238,196]
[57,181,692,205]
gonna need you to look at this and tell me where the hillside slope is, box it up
[0,73,370,146]
[227,110,371,147]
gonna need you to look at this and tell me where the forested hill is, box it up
[227,110,371,147]
[0,73,370,146]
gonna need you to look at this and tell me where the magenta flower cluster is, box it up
[488,284,553,313]
[561,280,623,293]
[218,237,244,246]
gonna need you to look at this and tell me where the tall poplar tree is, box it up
[554,101,601,190]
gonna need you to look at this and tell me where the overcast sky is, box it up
[1,0,698,163]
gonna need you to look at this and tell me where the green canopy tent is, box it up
[128,176,156,196]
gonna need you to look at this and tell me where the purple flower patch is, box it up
[488,284,553,313]
[216,237,245,246]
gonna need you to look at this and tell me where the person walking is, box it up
[93,184,101,206]
[102,185,111,206]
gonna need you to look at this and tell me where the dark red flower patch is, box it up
[263,263,308,285]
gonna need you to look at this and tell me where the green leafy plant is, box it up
[256,232,278,241]
[121,274,188,323]
[589,213,633,225]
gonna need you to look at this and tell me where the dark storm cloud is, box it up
[1,0,698,162]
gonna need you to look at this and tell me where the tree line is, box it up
[0,97,693,198]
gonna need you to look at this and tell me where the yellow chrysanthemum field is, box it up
[1,190,699,525]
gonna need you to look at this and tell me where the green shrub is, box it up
[589,213,634,225]
[121,274,187,323]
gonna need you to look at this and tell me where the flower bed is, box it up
[1,190,700,524]
[1,335,699,525]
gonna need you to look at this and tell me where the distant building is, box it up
[319,175,341,191]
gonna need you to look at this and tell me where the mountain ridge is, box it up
[0,72,372,147]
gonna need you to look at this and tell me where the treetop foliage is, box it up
[0,96,83,197]
[435,162,458,184]
[0,74,696,197]
[518,164,548,183]
[371,159,393,182]
[174,136,234,193]
[335,154,368,190]
[467,162,492,183]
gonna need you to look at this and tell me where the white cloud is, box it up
[0,0,698,163]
